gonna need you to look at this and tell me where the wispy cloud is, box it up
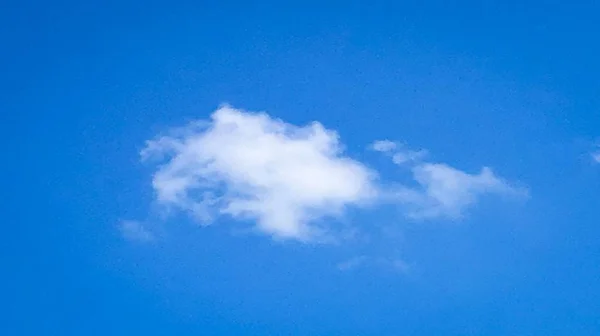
[119,220,155,243]
[591,145,600,163]
[336,256,369,271]
[337,256,410,273]
[373,140,527,219]
[370,140,428,164]
[370,140,397,153]
[142,105,378,242]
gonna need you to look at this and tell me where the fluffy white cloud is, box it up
[142,105,378,241]
[373,140,526,219]
[119,220,155,242]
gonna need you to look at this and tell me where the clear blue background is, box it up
[3,1,600,334]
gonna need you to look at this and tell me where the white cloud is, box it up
[370,140,428,164]
[398,164,524,219]
[139,110,526,243]
[373,140,526,219]
[142,105,378,241]
[119,220,155,242]
[370,140,397,152]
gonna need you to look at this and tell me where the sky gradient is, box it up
[4,1,600,335]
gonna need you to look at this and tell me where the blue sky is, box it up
[4,1,600,335]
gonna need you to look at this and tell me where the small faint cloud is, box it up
[336,256,411,274]
[591,146,600,163]
[391,149,428,165]
[336,256,369,271]
[370,140,397,153]
[119,220,155,243]
[370,140,427,164]
[387,259,411,273]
